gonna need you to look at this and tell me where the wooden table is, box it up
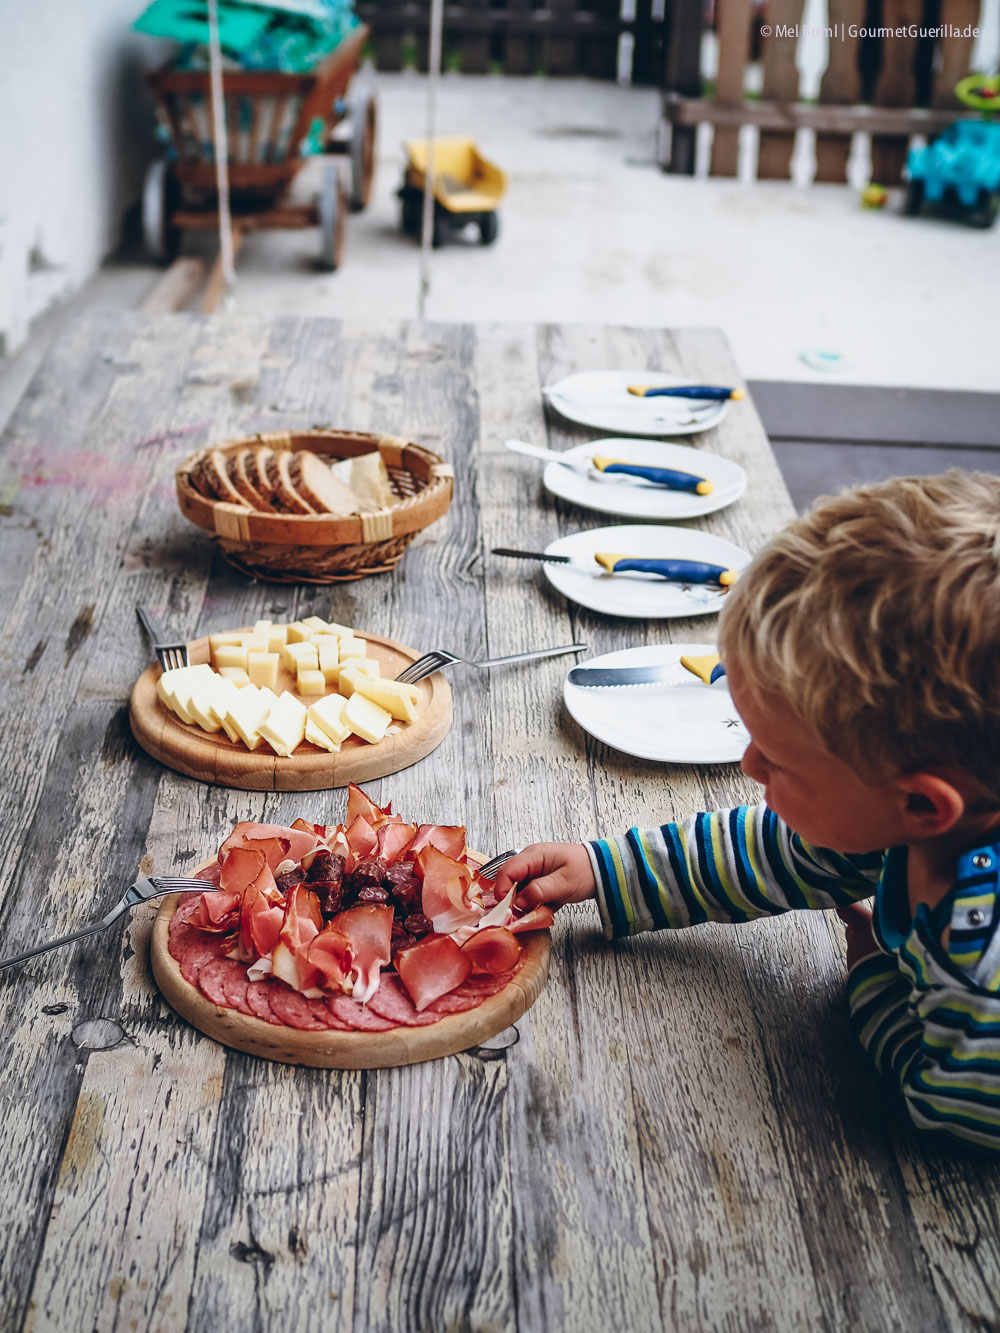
[1,313,997,1332]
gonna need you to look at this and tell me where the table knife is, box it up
[492,548,737,585]
[504,439,713,493]
[568,656,728,688]
[627,384,745,401]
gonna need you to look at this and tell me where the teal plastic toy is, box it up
[905,75,1000,228]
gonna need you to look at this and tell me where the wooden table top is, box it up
[0,313,996,1332]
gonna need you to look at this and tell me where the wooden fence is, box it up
[354,0,671,83]
[661,0,985,184]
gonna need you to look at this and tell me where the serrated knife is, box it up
[567,664,729,688]
[504,439,713,493]
[492,548,737,586]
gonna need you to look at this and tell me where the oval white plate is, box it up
[541,524,752,620]
[543,370,729,437]
[564,643,750,764]
[541,438,746,521]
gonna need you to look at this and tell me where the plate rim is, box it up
[543,370,728,437]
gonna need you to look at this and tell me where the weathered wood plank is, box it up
[757,0,804,181]
[815,0,866,183]
[710,0,753,178]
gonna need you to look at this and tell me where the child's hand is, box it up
[492,842,596,913]
[836,901,879,969]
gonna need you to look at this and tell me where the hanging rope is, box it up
[417,0,445,321]
[207,0,237,306]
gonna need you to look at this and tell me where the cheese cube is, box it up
[253,619,272,635]
[308,692,352,745]
[324,620,354,638]
[305,717,341,752]
[214,644,248,671]
[240,634,269,655]
[286,621,314,644]
[318,640,340,682]
[266,624,288,653]
[258,691,307,757]
[297,668,326,696]
[247,651,280,691]
[209,631,246,651]
[218,666,250,687]
[302,615,331,631]
[353,676,421,723]
[282,641,319,672]
[344,691,392,744]
[337,636,367,658]
[225,685,273,750]
[338,659,380,697]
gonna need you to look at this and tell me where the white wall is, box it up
[0,0,161,353]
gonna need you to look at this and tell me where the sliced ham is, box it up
[329,904,393,1004]
[508,905,555,933]
[416,845,481,936]
[346,783,391,828]
[307,926,354,993]
[377,821,417,865]
[396,935,472,1011]
[409,824,466,860]
[345,814,379,860]
[461,926,521,975]
[271,884,323,993]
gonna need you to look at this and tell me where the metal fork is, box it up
[0,876,215,975]
[476,848,519,879]
[396,642,587,686]
[136,604,190,672]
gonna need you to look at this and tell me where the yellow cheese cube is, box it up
[317,641,340,682]
[247,651,280,691]
[240,634,269,655]
[282,641,319,672]
[305,716,341,752]
[344,691,392,744]
[354,676,421,723]
[302,615,331,631]
[266,624,288,654]
[258,691,307,757]
[297,668,326,696]
[214,644,248,671]
[337,636,367,658]
[217,666,250,687]
[253,619,272,635]
[286,621,314,643]
[308,693,352,745]
[209,631,246,651]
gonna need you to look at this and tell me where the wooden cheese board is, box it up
[129,630,452,791]
[151,879,550,1069]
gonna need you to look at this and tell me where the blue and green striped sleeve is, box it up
[587,802,879,939]
[848,953,1000,1153]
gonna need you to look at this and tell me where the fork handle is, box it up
[476,643,588,669]
[0,916,120,975]
[136,605,166,647]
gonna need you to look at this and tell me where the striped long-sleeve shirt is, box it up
[587,803,1000,1154]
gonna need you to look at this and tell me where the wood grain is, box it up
[128,630,452,790]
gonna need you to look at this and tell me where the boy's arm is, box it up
[848,952,1000,1153]
[589,802,881,939]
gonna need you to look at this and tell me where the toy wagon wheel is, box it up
[968,188,998,229]
[349,88,377,213]
[903,178,924,217]
[318,163,348,271]
[479,211,499,245]
[142,159,180,263]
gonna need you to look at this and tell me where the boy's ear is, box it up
[894,772,966,836]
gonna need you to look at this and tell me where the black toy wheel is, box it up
[479,211,499,245]
[968,188,998,229]
[142,160,180,263]
[400,187,422,237]
[903,179,924,217]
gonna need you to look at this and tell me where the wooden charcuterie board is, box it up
[151,890,550,1069]
[129,631,452,791]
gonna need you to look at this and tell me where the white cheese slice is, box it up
[353,676,421,723]
[225,685,273,750]
[344,691,392,743]
[258,691,307,757]
[305,716,341,752]
[308,692,352,745]
[168,664,216,724]
[338,659,380,697]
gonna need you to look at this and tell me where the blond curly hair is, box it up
[718,471,1000,793]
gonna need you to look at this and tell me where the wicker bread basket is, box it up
[176,429,454,583]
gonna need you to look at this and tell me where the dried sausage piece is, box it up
[327,995,398,1030]
[312,879,345,918]
[366,975,440,1027]
[275,867,306,894]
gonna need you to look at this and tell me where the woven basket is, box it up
[175,429,454,583]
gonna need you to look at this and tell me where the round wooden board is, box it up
[151,895,550,1069]
[129,631,452,791]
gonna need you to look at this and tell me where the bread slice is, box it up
[250,447,278,507]
[229,448,270,510]
[268,449,315,515]
[195,450,251,507]
[290,451,358,517]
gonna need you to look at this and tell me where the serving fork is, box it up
[136,604,190,671]
[0,876,213,975]
[395,642,587,685]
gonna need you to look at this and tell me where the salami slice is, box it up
[246,979,283,1025]
[269,985,328,1031]
[328,995,399,1031]
[176,934,228,987]
[450,968,517,999]
[366,974,441,1027]
[198,957,253,1013]
[425,989,484,1015]
[221,961,254,1015]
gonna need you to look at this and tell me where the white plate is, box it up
[543,370,729,437]
[542,438,746,521]
[541,524,752,620]
[564,643,750,764]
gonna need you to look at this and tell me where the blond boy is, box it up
[495,472,1000,1152]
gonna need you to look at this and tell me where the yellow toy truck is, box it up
[398,137,506,246]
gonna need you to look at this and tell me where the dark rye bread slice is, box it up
[289,450,359,517]
[227,448,271,511]
[191,450,251,507]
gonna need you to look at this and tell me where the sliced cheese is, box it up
[308,692,352,745]
[211,677,244,742]
[305,716,341,752]
[168,664,216,724]
[344,691,392,743]
[338,659,380,697]
[188,676,227,733]
[218,666,250,687]
[225,685,273,750]
[353,676,421,723]
[258,691,307,757]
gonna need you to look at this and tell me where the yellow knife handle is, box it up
[679,653,722,685]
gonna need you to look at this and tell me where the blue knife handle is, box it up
[611,558,732,584]
[601,463,708,493]
[640,386,734,401]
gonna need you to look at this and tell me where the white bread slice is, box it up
[291,451,358,517]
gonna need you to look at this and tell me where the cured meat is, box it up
[396,935,472,1011]
[307,926,353,992]
[346,783,392,828]
[269,985,328,1031]
[366,974,441,1027]
[410,824,466,860]
[221,961,254,1015]
[461,926,521,975]
[377,821,417,865]
[199,957,254,1016]
[271,884,323,992]
[327,995,398,1031]
[508,905,555,934]
[416,845,480,936]
[329,904,393,1004]
[246,980,283,1025]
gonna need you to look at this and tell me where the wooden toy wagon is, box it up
[398,137,506,247]
[142,24,375,273]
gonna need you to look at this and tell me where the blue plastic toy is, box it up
[905,75,1000,228]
